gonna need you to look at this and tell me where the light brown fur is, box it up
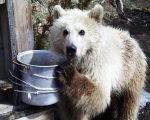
[50,5,147,120]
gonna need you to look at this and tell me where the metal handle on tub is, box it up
[14,89,58,94]
[18,69,56,79]
[13,89,58,100]
[12,60,29,69]
[13,60,57,79]
[9,70,59,92]
[12,60,32,75]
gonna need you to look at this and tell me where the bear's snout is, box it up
[66,44,76,58]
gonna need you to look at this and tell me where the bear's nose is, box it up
[66,45,77,57]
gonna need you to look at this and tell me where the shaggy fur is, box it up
[49,5,147,120]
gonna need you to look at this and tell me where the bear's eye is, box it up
[63,29,69,36]
[79,30,85,36]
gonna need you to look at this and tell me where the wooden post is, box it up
[6,0,34,104]
[7,0,34,53]
[12,0,34,52]
[0,3,8,80]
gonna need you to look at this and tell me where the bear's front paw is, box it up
[57,63,78,85]
[62,63,76,80]
[57,63,96,97]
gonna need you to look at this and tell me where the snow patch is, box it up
[140,90,150,109]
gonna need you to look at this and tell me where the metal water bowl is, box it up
[15,50,66,106]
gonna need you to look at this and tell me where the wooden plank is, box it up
[6,0,17,60]
[0,62,6,79]
[0,4,10,79]
[1,2,11,78]
[0,49,5,79]
[6,0,21,104]
[0,0,34,104]
[12,0,34,52]
[0,31,3,49]
[6,0,34,104]
[6,0,34,57]
[0,3,7,79]
[0,44,2,49]
[0,21,3,49]
[2,0,34,76]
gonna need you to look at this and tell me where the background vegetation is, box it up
[31,0,99,49]
[31,0,150,50]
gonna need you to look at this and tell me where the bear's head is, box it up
[49,5,103,60]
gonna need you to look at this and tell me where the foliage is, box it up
[31,0,95,50]
[32,0,150,50]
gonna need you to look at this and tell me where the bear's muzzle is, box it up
[66,44,77,58]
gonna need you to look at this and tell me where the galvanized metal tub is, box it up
[16,50,66,106]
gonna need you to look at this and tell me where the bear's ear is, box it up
[53,5,66,19]
[88,5,103,23]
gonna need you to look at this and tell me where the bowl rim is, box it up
[17,50,65,68]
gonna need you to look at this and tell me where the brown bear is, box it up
[49,5,147,120]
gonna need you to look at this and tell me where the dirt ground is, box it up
[105,8,150,120]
